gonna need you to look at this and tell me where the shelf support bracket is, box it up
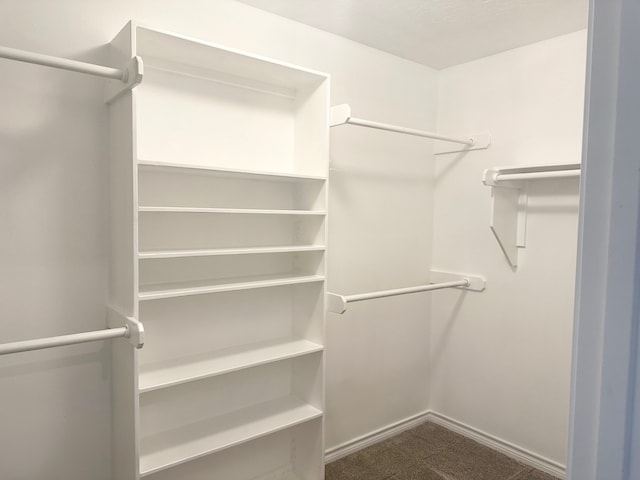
[482,163,580,268]
[107,307,144,348]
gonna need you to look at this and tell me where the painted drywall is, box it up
[0,1,436,478]
[431,30,587,466]
[236,0,589,69]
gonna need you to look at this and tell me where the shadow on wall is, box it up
[429,291,467,372]
[0,44,113,480]
[433,150,470,183]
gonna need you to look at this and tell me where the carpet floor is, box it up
[325,422,561,480]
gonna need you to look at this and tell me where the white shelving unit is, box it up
[107,21,329,480]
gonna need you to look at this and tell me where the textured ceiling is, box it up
[235,0,589,69]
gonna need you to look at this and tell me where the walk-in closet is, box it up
[1,1,639,479]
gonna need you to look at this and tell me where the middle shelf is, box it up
[139,206,327,215]
[139,337,323,392]
[138,273,325,300]
[138,161,327,211]
[138,245,326,259]
[138,250,325,300]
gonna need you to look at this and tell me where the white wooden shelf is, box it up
[139,338,323,392]
[138,274,325,301]
[139,396,323,476]
[138,245,325,259]
[483,163,580,186]
[138,160,327,182]
[138,206,326,216]
[482,163,581,267]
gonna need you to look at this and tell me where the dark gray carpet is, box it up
[326,422,561,480]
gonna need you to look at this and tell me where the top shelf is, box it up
[137,160,326,182]
[483,163,580,186]
[123,21,330,178]
[483,162,581,268]
[135,24,329,91]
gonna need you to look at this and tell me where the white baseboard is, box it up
[425,411,566,478]
[324,410,431,463]
[325,410,566,479]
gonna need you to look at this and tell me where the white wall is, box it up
[0,1,437,478]
[431,30,587,466]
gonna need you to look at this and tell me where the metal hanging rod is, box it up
[0,309,144,355]
[330,104,472,145]
[0,45,126,81]
[0,327,128,355]
[0,45,144,103]
[483,163,581,186]
[330,104,491,153]
[496,170,580,182]
[341,280,469,302]
[328,271,486,314]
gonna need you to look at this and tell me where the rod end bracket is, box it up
[430,270,486,292]
[105,55,144,104]
[107,307,144,348]
[330,104,352,127]
[327,293,348,314]
[435,131,491,155]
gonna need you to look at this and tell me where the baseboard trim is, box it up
[324,410,566,479]
[324,410,431,463]
[424,412,565,478]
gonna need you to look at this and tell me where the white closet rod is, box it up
[330,104,475,146]
[0,327,129,355]
[494,170,580,182]
[483,163,580,186]
[0,45,127,81]
[342,280,469,303]
[327,271,487,315]
[342,117,474,146]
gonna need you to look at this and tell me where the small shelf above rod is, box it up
[330,104,491,154]
[327,270,486,314]
[483,163,580,186]
[483,163,581,268]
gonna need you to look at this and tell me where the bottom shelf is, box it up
[143,418,323,480]
[140,396,322,476]
[149,466,303,480]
